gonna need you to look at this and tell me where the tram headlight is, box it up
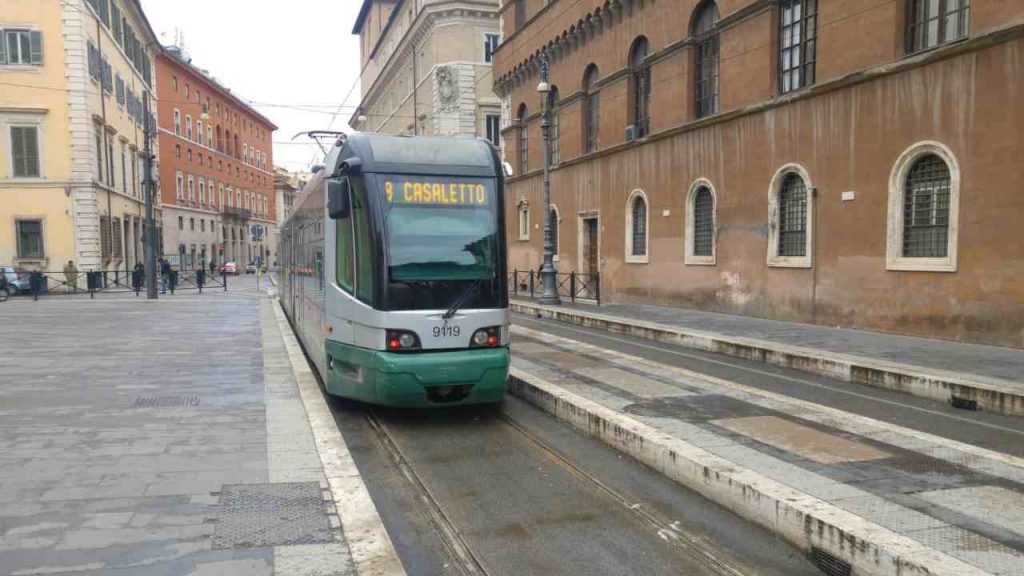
[470,326,501,348]
[386,330,420,351]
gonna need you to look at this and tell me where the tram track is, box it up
[362,404,758,576]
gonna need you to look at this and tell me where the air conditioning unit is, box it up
[625,124,639,142]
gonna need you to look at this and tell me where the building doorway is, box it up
[579,213,599,299]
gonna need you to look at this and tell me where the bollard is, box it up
[222,270,228,291]
[570,271,576,304]
[529,269,535,298]
[196,269,205,294]
[169,270,178,295]
[595,273,601,306]
[513,269,518,295]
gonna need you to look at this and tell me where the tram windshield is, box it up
[379,175,498,282]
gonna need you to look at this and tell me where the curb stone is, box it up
[508,367,995,576]
[511,300,1024,417]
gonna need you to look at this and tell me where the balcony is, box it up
[221,206,252,219]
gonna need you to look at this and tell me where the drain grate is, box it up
[211,482,333,549]
[809,546,852,576]
[131,395,200,408]
[949,396,979,411]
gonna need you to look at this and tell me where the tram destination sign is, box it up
[383,176,491,207]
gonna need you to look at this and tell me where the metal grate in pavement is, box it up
[131,395,200,408]
[211,482,334,549]
[809,546,851,576]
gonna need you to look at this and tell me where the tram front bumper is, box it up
[325,340,509,406]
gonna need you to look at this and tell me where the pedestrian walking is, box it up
[63,260,79,293]
[159,258,171,294]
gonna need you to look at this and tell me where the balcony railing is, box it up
[221,206,252,219]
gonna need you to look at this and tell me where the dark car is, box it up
[1,266,32,294]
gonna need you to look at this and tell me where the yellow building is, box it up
[0,0,159,275]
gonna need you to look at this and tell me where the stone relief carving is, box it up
[436,65,459,112]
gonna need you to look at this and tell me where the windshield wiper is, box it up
[443,268,492,319]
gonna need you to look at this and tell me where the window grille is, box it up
[779,0,817,94]
[548,88,560,164]
[903,154,950,257]
[584,65,600,153]
[16,220,43,258]
[693,1,720,118]
[518,105,529,174]
[907,0,970,53]
[549,209,559,253]
[631,197,647,256]
[693,187,714,256]
[100,214,112,260]
[630,39,651,137]
[778,174,807,257]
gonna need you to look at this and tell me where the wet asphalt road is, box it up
[330,394,820,576]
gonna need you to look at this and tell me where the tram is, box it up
[278,133,509,406]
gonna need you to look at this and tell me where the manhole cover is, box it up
[131,395,200,408]
[212,482,333,549]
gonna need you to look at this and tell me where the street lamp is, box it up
[537,53,561,305]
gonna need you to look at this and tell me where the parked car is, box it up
[219,262,239,275]
[245,263,257,274]
[0,266,45,294]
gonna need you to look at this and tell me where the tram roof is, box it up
[332,133,499,178]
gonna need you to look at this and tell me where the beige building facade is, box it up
[0,0,160,275]
[351,0,503,144]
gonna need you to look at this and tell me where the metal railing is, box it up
[509,269,600,306]
[4,269,229,300]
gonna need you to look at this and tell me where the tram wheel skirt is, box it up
[324,340,509,407]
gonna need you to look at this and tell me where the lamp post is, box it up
[537,53,561,305]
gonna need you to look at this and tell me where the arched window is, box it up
[548,86,560,165]
[517,103,529,174]
[686,179,716,264]
[549,205,560,256]
[778,174,807,257]
[886,142,959,271]
[767,164,813,267]
[692,1,720,118]
[629,37,651,137]
[582,64,600,153]
[626,191,649,262]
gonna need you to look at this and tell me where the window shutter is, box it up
[23,127,39,177]
[29,31,42,65]
[0,30,8,65]
[11,127,26,176]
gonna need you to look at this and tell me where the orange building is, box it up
[154,46,277,269]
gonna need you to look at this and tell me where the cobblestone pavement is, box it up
[0,276,356,575]
[511,325,1024,576]
[511,297,1024,383]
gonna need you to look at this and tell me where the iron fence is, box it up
[509,269,600,305]
[4,269,229,300]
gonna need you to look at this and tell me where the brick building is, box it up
[494,0,1024,347]
[155,47,277,270]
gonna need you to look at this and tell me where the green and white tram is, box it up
[279,133,510,407]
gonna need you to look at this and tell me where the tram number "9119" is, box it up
[433,325,461,338]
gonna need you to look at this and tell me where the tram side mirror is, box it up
[327,178,350,219]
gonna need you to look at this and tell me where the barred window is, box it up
[778,174,807,257]
[16,220,43,258]
[629,37,651,137]
[583,64,600,153]
[779,0,817,94]
[693,187,714,257]
[630,194,648,258]
[693,1,720,119]
[549,207,559,254]
[517,104,528,174]
[907,0,970,54]
[548,86,560,164]
[903,154,950,257]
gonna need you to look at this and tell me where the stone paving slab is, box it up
[0,280,362,575]
[510,324,1024,576]
[511,298,1024,416]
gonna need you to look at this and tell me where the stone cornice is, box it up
[495,0,776,95]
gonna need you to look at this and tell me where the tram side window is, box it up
[336,213,355,293]
[352,180,374,304]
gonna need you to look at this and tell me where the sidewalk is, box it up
[511,297,1024,416]
[0,281,401,576]
[509,324,1024,576]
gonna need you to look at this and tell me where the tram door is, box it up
[581,215,599,299]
